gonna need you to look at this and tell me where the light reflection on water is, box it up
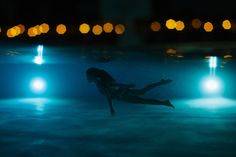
[19,98,50,111]
[185,97,236,110]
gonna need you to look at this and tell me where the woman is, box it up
[86,67,174,115]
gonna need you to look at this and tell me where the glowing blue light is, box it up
[33,45,44,65]
[20,98,50,112]
[30,78,46,94]
[204,78,219,91]
[209,56,217,68]
[202,77,222,94]
[33,56,43,65]
[37,45,43,55]
[202,56,222,95]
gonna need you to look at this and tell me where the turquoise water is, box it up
[0,98,236,157]
[0,45,236,156]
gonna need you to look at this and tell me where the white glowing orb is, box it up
[30,78,46,93]
[204,79,219,91]
[33,56,43,65]
[202,77,222,94]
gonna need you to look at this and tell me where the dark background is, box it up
[0,0,236,44]
[0,0,101,25]
[0,0,234,24]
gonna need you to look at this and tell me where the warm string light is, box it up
[56,24,67,35]
[2,19,236,39]
[27,23,50,37]
[6,24,25,38]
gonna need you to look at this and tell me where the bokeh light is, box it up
[17,24,25,34]
[150,21,161,32]
[39,23,50,33]
[6,27,19,38]
[34,25,42,36]
[224,54,233,59]
[192,18,202,29]
[222,20,231,30]
[92,25,103,35]
[56,24,67,34]
[13,26,21,36]
[103,22,113,33]
[79,23,90,34]
[166,48,177,55]
[204,22,214,32]
[115,24,125,35]
[27,27,38,37]
[166,19,176,29]
[7,29,15,38]
[175,20,185,31]
[7,29,14,38]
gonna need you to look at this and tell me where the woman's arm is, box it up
[103,87,115,116]
[106,94,115,116]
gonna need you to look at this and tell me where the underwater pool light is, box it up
[30,77,46,94]
[204,78,219,91]
[209,56,217,68]
[33,56,43,65]
[202,77,222,94]
[201,56,222,95]
[33,45,44,65]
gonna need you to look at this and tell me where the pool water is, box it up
[0,44,236,157]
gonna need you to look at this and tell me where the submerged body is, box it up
[86,67,174,115]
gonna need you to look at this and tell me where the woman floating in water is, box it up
[86,67,174,115]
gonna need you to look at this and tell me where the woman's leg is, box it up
[123,96,175,108]
[131,79,172,96]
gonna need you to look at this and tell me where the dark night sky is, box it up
[0,0,235,25]
[0,0,236,29]
[151,0,235,19]
[0,0,101,25]
[0,0,234,25]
